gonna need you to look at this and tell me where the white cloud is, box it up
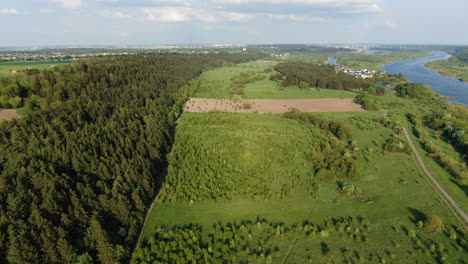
[342,3,382,13]
[223,12,325,23]
[50,0,82,9]
[39,8,54,14]
[97,0,120,2]
[191,10,217,23]
[141,5,326,24]
[152,0,190,6]
[143,7,192,22]
[225,12,256,22]
[383,20,397,29]
[0,9,19,15]
[212,0,382,13]
[112,11,131,19]
[267,14,325,22]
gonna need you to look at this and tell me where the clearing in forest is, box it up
[0,109,19,120]
[185,98,365,113]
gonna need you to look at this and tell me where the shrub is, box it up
[424,215,444,232]
[242,103,252,109]
[354,93,379,111]
[395,83,436,99]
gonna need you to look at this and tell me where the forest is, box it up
[394,83,436,99]
[454,48,468,63]
[273,62,371,91]
[0,52,263,264]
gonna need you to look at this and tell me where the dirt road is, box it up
[403,127,468,227]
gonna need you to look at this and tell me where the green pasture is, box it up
[195,60,357,99]
[0,60,71,78]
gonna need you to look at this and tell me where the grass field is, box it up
[426,56,468,82]
[137,110,466,263]
[195,60,357,99]
[0,60,71,78]
[373,91,468,212]
[134,59,467,263]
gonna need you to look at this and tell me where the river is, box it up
[326,57,337,65]
[381,51,468,104]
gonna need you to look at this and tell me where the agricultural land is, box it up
[135,58,468,264]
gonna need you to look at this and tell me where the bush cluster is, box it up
[133,217,372,264]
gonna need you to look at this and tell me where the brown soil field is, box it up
[184,98,365,113]
[0,109,20,120]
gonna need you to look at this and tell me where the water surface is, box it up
[381,51,468,104]
[326,57,337,65]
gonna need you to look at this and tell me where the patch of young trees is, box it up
[159,113,322,204]
[354,92,380,110]
[0,52,264,264]
[133,216,372,264]
[282,110,362,182]
[394,83,436,99]
[426,106,468,156]
[408,111,467,186]
[274,62,372,91]
[230,72,265,97]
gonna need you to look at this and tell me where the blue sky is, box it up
[0,0,467,46]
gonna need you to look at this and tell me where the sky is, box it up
[0,0,467,46]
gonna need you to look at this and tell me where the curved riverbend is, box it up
[381,51,468,104]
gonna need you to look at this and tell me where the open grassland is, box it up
[185,98,364,113]
[373,91,468,212]
[426,56,468,82]
[137,111,466,263]
[0,60,71,78]
[195,60,357,99]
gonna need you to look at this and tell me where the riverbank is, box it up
[425,56,468,83]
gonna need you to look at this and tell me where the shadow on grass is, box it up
[408,207,427,224]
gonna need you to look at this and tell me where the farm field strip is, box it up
[185,98,365,113]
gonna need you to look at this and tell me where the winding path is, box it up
[403,127,468,228]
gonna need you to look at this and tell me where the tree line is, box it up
[273,62,371,91]
[0,52,263,264]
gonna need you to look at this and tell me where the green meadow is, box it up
[195,60,357,99]
[134,61,467,264]
[137,111,465,263]
[426,56,468,82]
[0,60,71,78]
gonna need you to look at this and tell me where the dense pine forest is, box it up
[0,52,263,264]
[273,62,371,91]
